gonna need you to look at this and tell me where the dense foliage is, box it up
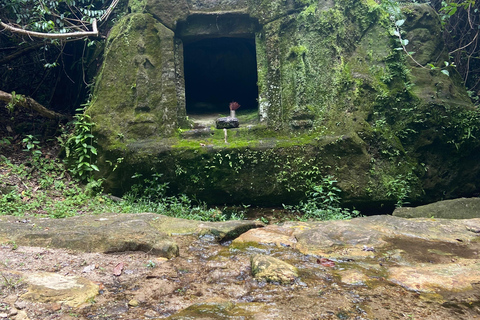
[0,0,107,33]
[381,0,479,96]
[0,140,247,221]
[431,0,480,93]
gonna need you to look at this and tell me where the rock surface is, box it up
[250,254,298,284]
[0,213,264,257]
[21,272,99,307]
[234,215,480,294]
[1,211,480,319]
[393,197,480,219]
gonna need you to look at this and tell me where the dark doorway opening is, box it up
[183,37,258,116]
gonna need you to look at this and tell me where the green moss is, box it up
[128,0,147,13]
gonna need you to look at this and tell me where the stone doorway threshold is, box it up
[188,110,259,129]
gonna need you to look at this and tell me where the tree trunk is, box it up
[0,90,69,121]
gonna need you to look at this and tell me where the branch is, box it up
[449,31,479,55]
[0,90,69,121]
[0,19,98,39]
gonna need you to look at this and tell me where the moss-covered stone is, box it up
[247,0,312,24]
[393,198,480,219]
[88,1,479,208]
[89,13,182,149]
[144,0,189,30]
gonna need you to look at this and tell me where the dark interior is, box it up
[183,37,259,115]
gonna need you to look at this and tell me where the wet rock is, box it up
[149,214,264,240]
[12,310,29,320]
[232,224,297,247]
[250,254,298,284]
[261,219,386,259]
[337,269,369,286]
[48,303,61,312]
[21,272,99,307]
[165,300,253,319]
[132,278,177,304]
[13,300,26,310]
[283,216,480,257]
[200,220,265,241]
[144,309,158,318]
[387,259,480,293]
[393,198,480,219]
[215,117,239,129]
[7,309,18,317]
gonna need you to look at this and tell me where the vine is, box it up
[381,0,453,75]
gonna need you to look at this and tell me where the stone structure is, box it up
[88,0,479,207]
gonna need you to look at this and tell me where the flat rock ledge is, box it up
[215,117,239,129]
[393,197,480,219]
[0,213,264,258]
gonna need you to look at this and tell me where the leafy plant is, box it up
[0,137,12,151]
[123,173,244,222]
[0,0,108,34]
[0,188,23,216]
[22,134,43,164]
[0,272,23,291]
[381,0,453,76]
[384,174,412,208]
[0,151,122,218]
[146,260,157,268]
[63,108,99,180]
[5,91,24,113]
[285,176,361,221]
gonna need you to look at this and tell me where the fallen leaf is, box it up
[317,258,335,267]
[113,262,124,276]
